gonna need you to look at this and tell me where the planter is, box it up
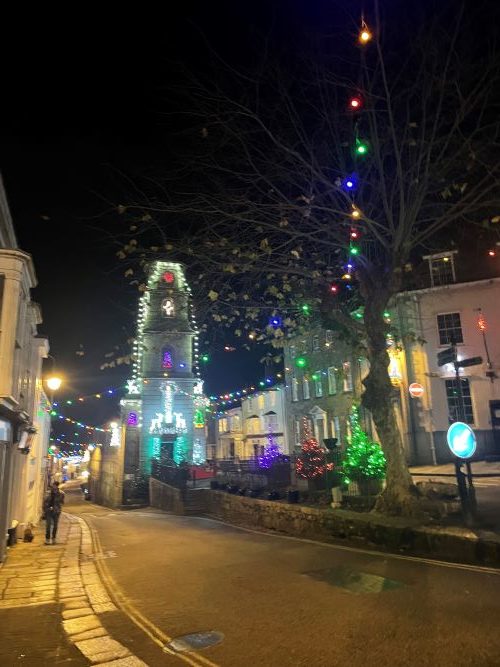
[357,478,384,496]
[330,487,342,508]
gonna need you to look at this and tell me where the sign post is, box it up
[446,422,478,524]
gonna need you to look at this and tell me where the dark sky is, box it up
[1,1,347,438]
[1,0,491,443]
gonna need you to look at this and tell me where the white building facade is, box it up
[0,177,50,560]
[215,386,289,460]
[395,274,500,464]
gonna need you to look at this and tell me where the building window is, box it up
[258,394,265,409]
[291,378,299,402]
[437,312,463,346]
[325,330,333,345]
[269,391,276,406]
[231,415,241,431]
[290,345,296,359]
[229,441,235,459]
[331,416,341,446]
[294,419,301,445]
[162,348,173,369]
[426,253,456,287]
[445,378,474,424]
[303,378,310,400]
[343,362,353,392]
[328,367,337,395]
[314,372,323,397]
[312,335,320,351]
[266,414,278,431]
[218,418,228,432]
[314,417,325,444]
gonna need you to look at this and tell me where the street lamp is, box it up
[46,376,63,392]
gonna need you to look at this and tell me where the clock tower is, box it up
[121,261,206,477]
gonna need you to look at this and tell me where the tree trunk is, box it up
[361,286,421,516]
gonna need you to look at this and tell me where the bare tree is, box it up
[120,1,500,514]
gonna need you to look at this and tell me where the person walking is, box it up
[44,481,65,545]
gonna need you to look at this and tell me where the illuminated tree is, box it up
[118,2,500,515]
[296,437,332,480]
[342,406,386,485]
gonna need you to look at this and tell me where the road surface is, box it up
[66,489,500,667]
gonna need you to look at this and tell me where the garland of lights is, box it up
[46,409,110,432]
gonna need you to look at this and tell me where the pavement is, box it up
[411,461,500,531]
[3,481,500,666]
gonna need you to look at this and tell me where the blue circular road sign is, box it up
[447,421,476,459]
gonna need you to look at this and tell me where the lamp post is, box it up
[44,369,63,486]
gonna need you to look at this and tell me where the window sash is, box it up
[328,367,337,395]
[437,312,463,345]
[445,378,474,424]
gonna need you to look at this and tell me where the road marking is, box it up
[191,515,500,576]
[84,519,220,667]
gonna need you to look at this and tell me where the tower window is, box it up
[162,298,175,317]
[162,349,173,369]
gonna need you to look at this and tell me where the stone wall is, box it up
[147,480,500,565]
[149,477,186,514]
[203,490,500,566]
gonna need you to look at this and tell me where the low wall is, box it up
[149,477,186,515]
[204,491,500,566]
[147,481,500,566]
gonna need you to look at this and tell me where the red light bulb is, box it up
[488,250,496,257]
[330,284,338,294]
[350,230,359,239]
[349,96,362,110]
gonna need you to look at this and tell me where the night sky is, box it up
[0,1,339,436]
[0,1,495,440]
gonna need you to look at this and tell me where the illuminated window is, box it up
[424,251,457,287]
[161,298,175,317]
[343,362,353,392]
[162,349,173,369]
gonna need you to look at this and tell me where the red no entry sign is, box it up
[409,382,424,398]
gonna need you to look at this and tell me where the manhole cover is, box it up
[303,566,405,594]
[166,631,224,653]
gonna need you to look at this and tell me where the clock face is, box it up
[162,298,175,316]
[162,271,175,284]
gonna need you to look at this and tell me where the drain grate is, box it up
[166,631,225,653]
[303,566,405,594]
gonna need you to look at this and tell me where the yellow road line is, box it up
[83,517,220,667]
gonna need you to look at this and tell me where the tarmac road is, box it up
[66,490,500,667]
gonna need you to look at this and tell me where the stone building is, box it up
[0,176,50,560]
[283,330,364,454]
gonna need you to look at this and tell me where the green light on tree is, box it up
[295,356,307,368]
[342,405,386,484]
